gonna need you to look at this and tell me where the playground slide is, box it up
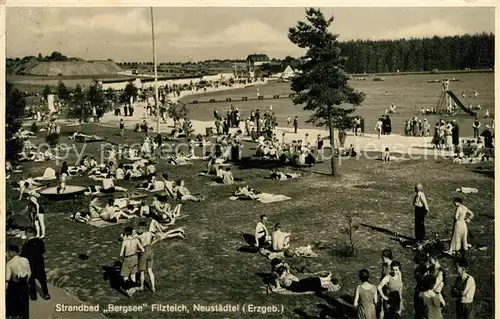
[446,91,477,116]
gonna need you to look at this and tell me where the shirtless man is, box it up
[136,221,156,292]
[120,227,144,297]
[100,199,134,222]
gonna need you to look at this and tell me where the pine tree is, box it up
[288,8,365,176]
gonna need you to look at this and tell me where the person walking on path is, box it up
[6,244,31,319]
[21,228,51,301]
[452,259,476,319]
[413,184,429,242]
[119,119,125,137]
[293,116,298,134]
[446,197,474,255]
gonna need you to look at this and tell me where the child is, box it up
[120,227,145,297]
[136,221,157,292]
[383,147,391,162]
[57,173,67,194]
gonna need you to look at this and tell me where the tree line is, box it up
[338,33,494,74]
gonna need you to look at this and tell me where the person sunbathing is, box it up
[139,201,150,218]
[216,167,235,184]
[71,211,92,223]
[175,180,204,202]
[234,186,260,200]
[270,169,300,180]
[115,164,125,180]
[271,266,339,293]
[271,223,291,252]
[99,199,135,222]
[148,218,185,243]
[88,195,102,219]
[101,178,127,194]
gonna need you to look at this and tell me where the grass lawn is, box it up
[6,123,494,319]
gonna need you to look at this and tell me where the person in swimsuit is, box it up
[120,227,145,297]
[354,269,378,319]
[136,222,156,292]
[378,261,403,318]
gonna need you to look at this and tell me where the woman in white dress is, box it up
[447,197,474,255]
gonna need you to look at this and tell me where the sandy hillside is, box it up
[16,61,123,76]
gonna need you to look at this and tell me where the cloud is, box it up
[377,18,467,40]
[171,20,289,48]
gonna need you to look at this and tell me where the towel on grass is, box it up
[88,218,130,228]
[230,193,291,203]
[456,187,479,194]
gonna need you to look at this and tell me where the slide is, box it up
[446,91,477,116]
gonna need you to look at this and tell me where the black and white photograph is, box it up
[3,4,496,319]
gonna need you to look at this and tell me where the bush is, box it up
[30,122,39,134]
[339,211,359,257]
[46,133,60,147]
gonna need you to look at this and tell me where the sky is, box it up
[6,7,496,62]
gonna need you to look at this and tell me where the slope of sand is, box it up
[18,61,123,76]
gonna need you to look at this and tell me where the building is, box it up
[246,54,270,72]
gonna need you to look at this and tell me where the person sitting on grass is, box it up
[115,164,125,180]
[99,199,135,223]
[139,201,150,218]
[88,195,102,219]
[175,180,204,202]
[271,223,291,252]
[101,178,127,194]
[216,167,235,184]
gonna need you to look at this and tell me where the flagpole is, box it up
[151,7,160,133]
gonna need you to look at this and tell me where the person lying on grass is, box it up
[148,217,185,243]
[99,199,135,223]
[234,186,260,200]
[175,180,204,202]
[270,266,339,293]
[71,211,93,223]
[269,169,300,181]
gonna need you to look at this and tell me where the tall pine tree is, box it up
[288,8,365,176]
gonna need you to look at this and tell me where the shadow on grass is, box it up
[102,261,129,298]
[471,167,495,179]
[360,223,415,242]
[237,234,261,253]
[233,157,288,170]
[294,293,356,319]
